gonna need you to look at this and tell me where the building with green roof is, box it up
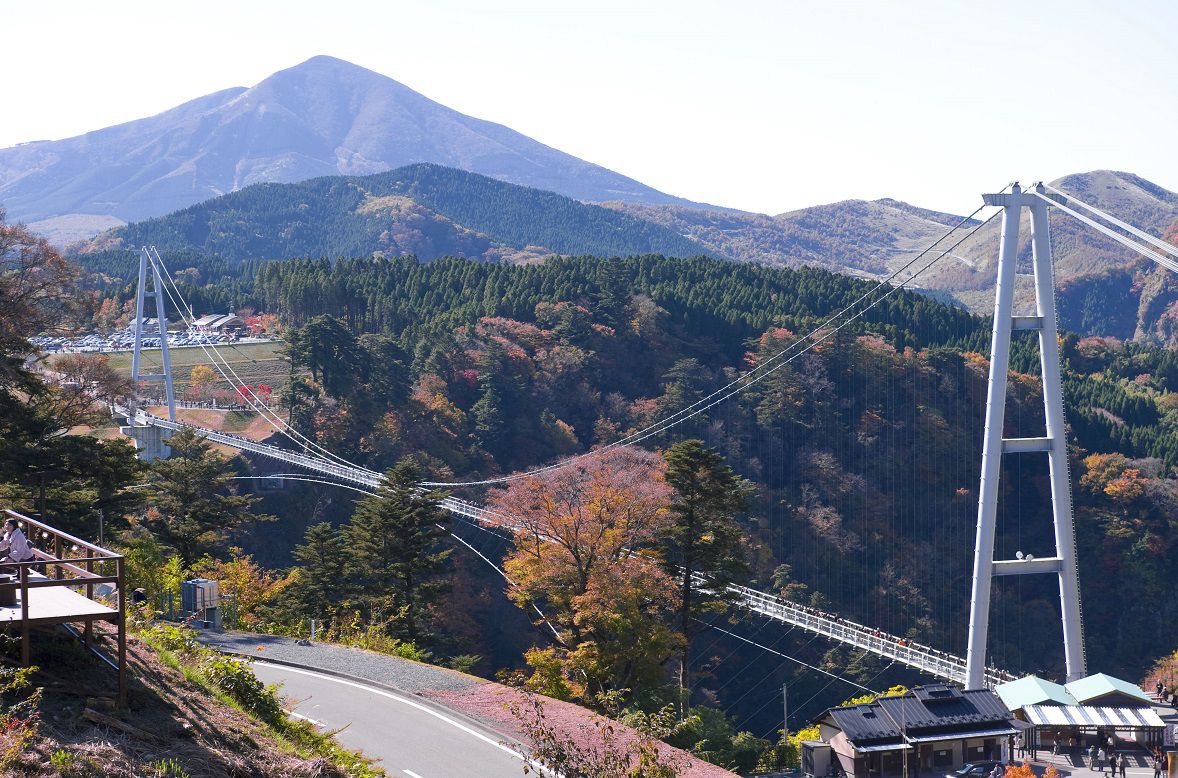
[994,675,1078,711]
[1064,672,1153,708]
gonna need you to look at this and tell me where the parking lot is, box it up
[32,328,277,354]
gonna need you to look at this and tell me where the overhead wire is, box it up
[774,656,895,741]
[710,627,803,715]
[693,619,879,695]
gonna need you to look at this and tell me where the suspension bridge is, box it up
[110,181,1178,693]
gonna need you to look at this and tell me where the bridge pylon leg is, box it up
[131,247,177,422]
[964,184,1086,689]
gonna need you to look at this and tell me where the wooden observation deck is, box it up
[0,509,126,705]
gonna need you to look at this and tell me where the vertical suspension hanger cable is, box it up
[146,247,376,474]
[423,197,1010,488]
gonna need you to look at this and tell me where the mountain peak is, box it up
[0,58,705,232]
[267,54,393,84]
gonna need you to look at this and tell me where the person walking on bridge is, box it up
[1097,747,1106,773]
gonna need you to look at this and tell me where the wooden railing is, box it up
[1,509,126,704]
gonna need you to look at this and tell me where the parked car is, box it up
[947,762,1002,778]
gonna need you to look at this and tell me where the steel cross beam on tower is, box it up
[131,247,177,422]
[964,183,1085,689]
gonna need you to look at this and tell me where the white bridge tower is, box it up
[130,246,177,422]
[965,184,1085,688]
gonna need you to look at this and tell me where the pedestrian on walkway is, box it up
[1089,744,1097,768]
[1119,754,1127,778]
[1109,753,1117,776]
[1158,680,1165,699]
[1097,748,1106,773]
[1156,754,1164,778]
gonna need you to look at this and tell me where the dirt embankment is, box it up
[6,630,356,777]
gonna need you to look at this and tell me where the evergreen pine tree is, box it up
[142,428,274,565]
[344,459,451,643]
[591,259,631,329]
[471,380,507,459]
[660,440,754,700]
[288,522,349,632]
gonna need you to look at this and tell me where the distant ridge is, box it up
[74,163,707,264]
[72,162,1178,343]
[0,55,712,240]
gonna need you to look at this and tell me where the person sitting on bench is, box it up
[0,519,34,566]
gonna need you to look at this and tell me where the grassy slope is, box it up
[99,342,292,395]
[10,630,372,777]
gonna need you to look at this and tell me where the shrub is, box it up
[49,749,76,770]
[148,758,191,778]
[197,654,284,725]
[140,622,198,654]
[0,662,40,769]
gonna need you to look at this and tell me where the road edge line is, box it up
[251,660,560,776]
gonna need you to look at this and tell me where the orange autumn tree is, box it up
[1005,765,1059,778]
[490,447,682,703]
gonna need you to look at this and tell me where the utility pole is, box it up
[965,183,1086,688]
[782,684,789,742]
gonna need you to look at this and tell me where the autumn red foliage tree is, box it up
[489,447,681,702]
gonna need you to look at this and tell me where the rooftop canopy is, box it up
[1023,704,1165,729]
[1064,673,1154,707]
[995,675,1078,710]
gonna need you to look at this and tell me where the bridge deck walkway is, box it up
[123,408,1014,688]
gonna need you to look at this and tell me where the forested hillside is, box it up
[85,251,1178,690]
[76,164,705,265]
[73,166,1178,346]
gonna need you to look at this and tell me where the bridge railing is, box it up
[131,410,385,489]
[126,410,1015,688]
[722,581,1012,688]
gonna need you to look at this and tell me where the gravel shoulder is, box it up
[196,630,479,694]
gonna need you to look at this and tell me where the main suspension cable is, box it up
[1029,191,1178,274]
[1043,183,1178,260]
[424,192,1008,487]
[146,248,377,474]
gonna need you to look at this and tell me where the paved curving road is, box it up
[251,661,536,778]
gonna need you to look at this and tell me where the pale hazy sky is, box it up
[4,0,1175,215]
